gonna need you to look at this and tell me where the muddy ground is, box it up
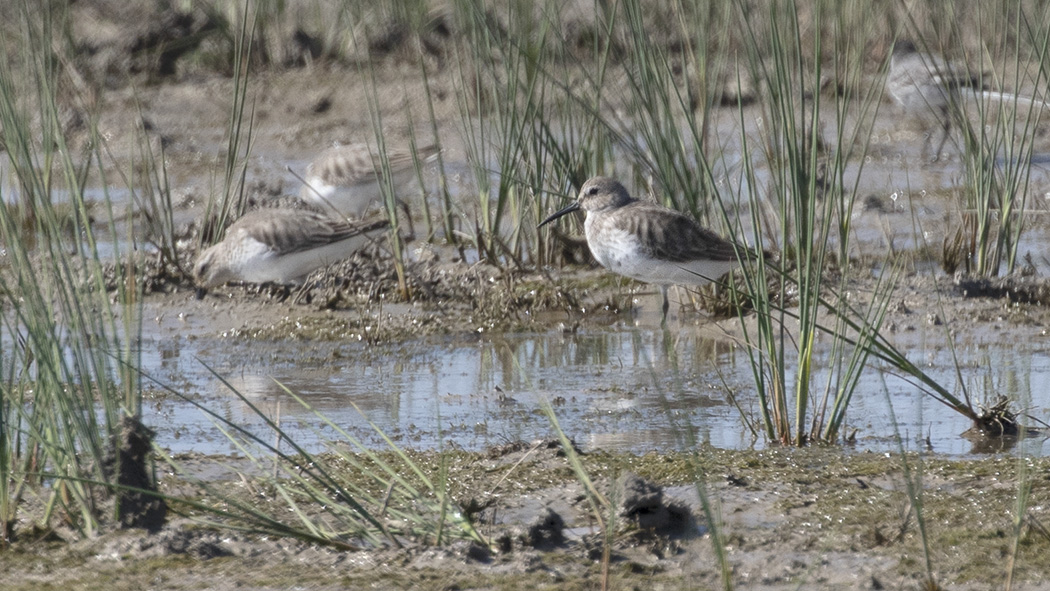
[3,446,1050,590]
[5,1,1050,589]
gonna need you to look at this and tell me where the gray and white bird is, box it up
[887,40,1049,161]
[299,143,439,236]
[886,40,986,161]
[193,208,389,294]
[539,176,759,321]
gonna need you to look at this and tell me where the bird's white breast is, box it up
[584,214,739,286]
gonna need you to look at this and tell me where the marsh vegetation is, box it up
[2,0,1050,588]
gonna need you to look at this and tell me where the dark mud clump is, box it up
[101,416,168,531]
[71,1,216,85]
[954,274,1050,306]
[956,397,1033,454]
[615,472,693,536]
[100,525,233,560]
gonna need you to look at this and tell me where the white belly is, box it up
[301,177,383,218]
[233,235,375,284]
[585,223,739,286]
[301,169,420,218]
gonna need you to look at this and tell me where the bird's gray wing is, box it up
[627,205,744,263]
[233,209,389,255]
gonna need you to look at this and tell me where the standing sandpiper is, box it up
[539,176,755,321]
[299,142,439,235]
[193,208,389,295]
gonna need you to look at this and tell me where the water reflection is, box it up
[3,289,1046,458]
[9,137,1050,458]
[137,328,742,454]
[128,323,1050,458]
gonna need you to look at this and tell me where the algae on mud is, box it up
[4,0,1050,590]
[3,448,1049,590]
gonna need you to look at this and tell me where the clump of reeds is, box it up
[0,1,150,539]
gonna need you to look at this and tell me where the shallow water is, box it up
[8,107,1050,460]
[134,313,1050,459]
[135,124,1050,459]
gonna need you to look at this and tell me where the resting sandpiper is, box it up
[299,143,439,235]
[193,208,389,294]
[539,176,754,321]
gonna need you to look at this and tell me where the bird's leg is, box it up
[293,282,314,305]
[660,285,670,326]
[398,198,416,242]
[932,114,952,162]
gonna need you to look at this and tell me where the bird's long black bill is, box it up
[538,201,581,228]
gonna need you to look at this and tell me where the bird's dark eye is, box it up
[587,186,599,195]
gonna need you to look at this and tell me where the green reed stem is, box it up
[0,1,149,536]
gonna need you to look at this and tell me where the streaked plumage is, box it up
[299,143,440,220]
[193,208,389,291]
[539,176,755,320]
